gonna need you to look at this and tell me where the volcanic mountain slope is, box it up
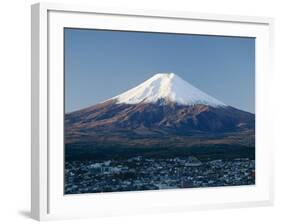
[65,73,255,149]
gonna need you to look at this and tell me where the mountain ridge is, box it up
[65,73,255,150]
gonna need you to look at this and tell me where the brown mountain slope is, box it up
[65,100,255,148]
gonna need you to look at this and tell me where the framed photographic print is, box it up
[31,2,274,221]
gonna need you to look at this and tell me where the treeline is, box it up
[65,143,255,162]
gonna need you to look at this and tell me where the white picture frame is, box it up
[31,2,274,221]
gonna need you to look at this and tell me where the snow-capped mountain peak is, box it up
[111,73,226,107]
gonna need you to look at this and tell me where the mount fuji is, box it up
[65,73,255,158]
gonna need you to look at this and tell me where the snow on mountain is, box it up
[110,73,226,107]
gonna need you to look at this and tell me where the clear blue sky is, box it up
[65,28,255,113]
